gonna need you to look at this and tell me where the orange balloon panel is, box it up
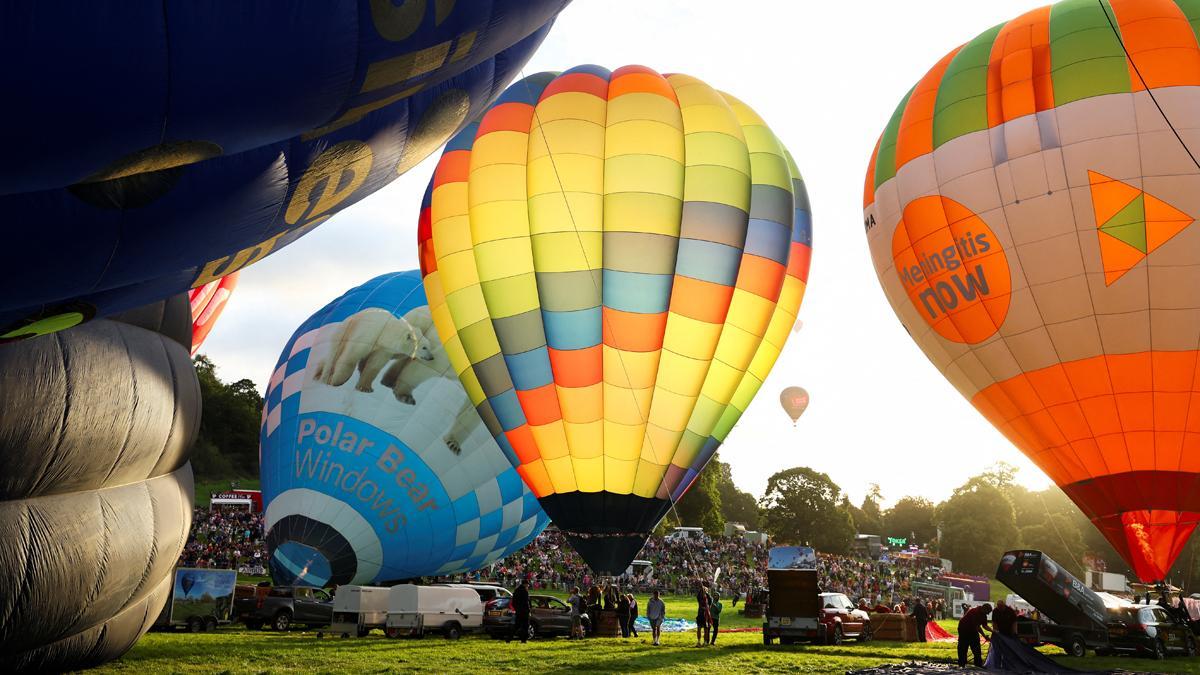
[864,0,1200,581]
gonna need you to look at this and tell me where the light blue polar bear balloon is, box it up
[260,271,547,586]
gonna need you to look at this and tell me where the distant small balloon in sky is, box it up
[792,318,803,334]
[780,386,809,425]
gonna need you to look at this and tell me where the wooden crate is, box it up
[869,613,917,641]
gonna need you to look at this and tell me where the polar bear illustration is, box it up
[379,306,477,454]
[311,308,433,392]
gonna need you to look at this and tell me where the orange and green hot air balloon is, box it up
[864,0,1200,581]
[418,65,812,574]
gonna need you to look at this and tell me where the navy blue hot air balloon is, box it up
[0,0,569,343]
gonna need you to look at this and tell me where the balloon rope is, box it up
[1098,0,1200,538]
[518,70,686,529]
[1097,0,1200,172]
[1036,490,1086,575]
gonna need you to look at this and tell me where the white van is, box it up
[386,584,483,639]
[326,586,390,638]
[434,582,510,604]
[666,526,705,541]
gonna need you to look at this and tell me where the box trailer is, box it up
[996,550,1109,657]
[325,585,390,638]
[153,568,237,632]
[385,584,483,639]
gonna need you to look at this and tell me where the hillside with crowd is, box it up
[179,504,953,608]
[178,506,268,576]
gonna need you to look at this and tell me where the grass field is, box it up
[193,478,260,507]
[97,594,1200,674]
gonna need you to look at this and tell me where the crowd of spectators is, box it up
[177,506,953,612]
[178,506,268,576]
[816,552,947,613]
[442,529,769,597]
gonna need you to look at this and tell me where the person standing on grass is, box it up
[568,586,585,639]
[648,590,666,646]
[957,603,992,668]
[509,579,531,643]
[910,596,929,642]
[708,592,723,645]
[627,593,639,638]
[695,581,712,647]
[617,591,631,638]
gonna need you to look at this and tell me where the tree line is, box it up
[689,459,1196,586]
[192,355,263,480]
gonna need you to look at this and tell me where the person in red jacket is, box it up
[957,603,992,667]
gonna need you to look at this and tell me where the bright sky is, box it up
[203,0,1057,507]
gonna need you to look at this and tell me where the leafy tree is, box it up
[674,460,724,534]
[883,496,937,546]
[936,477,1019,575]
[712,458,763,530]
[193,355,263,480]
[760,466,855,554]
[852,484,884,535]
[1020,513,1085,577]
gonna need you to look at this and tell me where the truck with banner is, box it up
[153,568,237,632]
[996,550,1109,657]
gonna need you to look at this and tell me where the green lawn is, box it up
[96,594,1200,674]
[193,478,260,507]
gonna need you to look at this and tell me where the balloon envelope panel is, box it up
[417,66,812,573]
[0,0,569,342]
[260,271,548,586]
[863,0,1200,581]
[187,272,238,354]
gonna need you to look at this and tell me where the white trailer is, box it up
[325,585,390,638]
[385,584,482,639]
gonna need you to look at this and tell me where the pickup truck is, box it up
[235,585,333,631]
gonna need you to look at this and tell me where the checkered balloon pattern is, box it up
[260,271,547,586]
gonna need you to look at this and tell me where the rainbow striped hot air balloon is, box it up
[417,65,812,573]
[864,0,1200,582]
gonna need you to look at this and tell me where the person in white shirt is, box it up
[646,590,666,646]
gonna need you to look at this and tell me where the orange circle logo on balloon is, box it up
[890,195,1010,344]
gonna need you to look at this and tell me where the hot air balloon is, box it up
[780,386,809,425]
[260,272,548,586]
[417,65,813,574]
[1,293,197,671]
[863,0,1200,581]
[188,272,239,354]
[180,573,197,598]
[0,0,570,344]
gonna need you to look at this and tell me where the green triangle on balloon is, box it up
[1100,194,1147,253]
[1101,193,1144,228]
[1101,220,1147,253]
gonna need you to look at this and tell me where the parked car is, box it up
[1103,605,1197,659]
[234,585,333,631]
[483,594,575,640]
[817,592,872,644]
[434,583,510,604]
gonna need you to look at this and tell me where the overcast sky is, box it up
[202,0,1055,507]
